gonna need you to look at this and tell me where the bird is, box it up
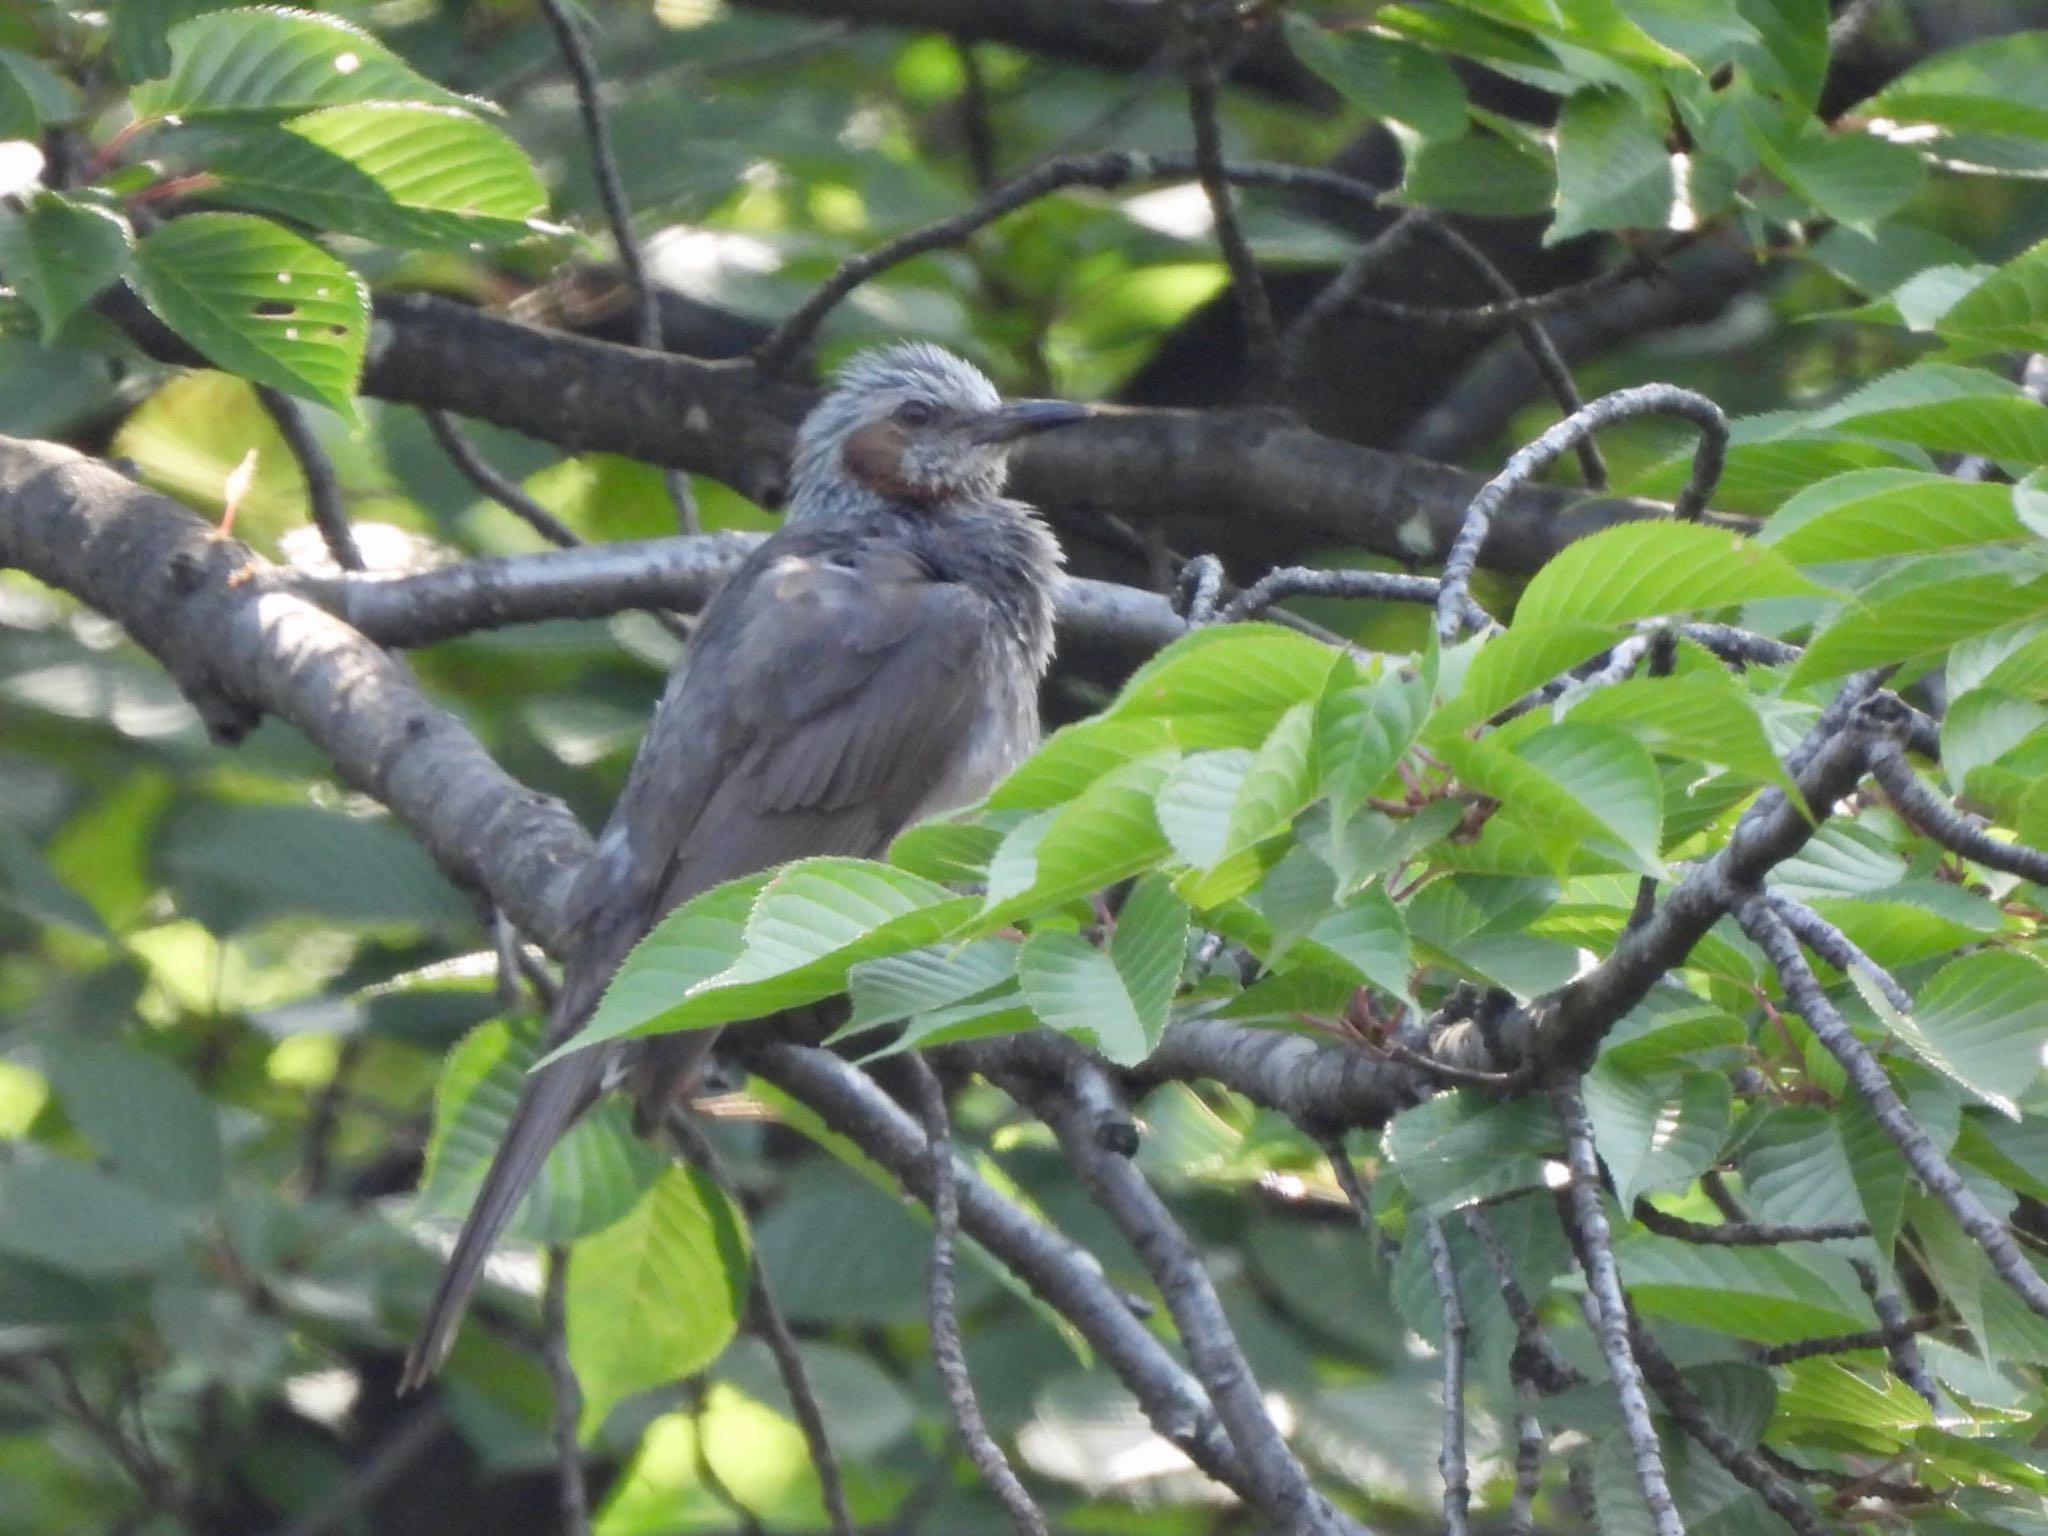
[400,343,1090,1389]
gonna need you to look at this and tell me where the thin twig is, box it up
[423,409,582,547]
[1436,384,1727,640]
[1851,1258,1940,1409]
[259,1407,445,1536]
[1762,893,1914,1013]
[542,1246,591,1536]
[1172,0,1282,398]
[1018,1060,1347,1536]
[1756,1312,1949,1366]
[256,386,362,571]
[956,41,998,191]
[1739,899,2048,1326]
[1281,212,1426,390]
[1631,1202,1870,1246]
[536,0,697,531]
[751,150,1377,375]
[1222,565,1442,623]
[1870,740,2048,886]
[1461,1207,1585,1393]
[1555,1076,1686,1536]
[1421,1215,1472,1536]
[1625,1315,1830,1536]
[1414,218,1606,489]
[1509,1411,1544,1536]
[667,1113,855,1536]
[905,1056,1049,1536]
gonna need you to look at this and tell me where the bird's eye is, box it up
[894,398,937,426]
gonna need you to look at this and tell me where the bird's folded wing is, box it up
[596,530,1000,926]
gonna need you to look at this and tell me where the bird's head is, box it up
[788,342,1090,518]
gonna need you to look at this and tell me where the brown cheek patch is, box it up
[842,421,932,502]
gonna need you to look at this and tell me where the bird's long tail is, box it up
[399,1041,608,1391]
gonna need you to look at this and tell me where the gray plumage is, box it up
[401,344,1085,1390]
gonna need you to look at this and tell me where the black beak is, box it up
[968,398,1092,445]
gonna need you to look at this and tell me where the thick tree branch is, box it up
[1017,1060,1352,1536]
[291,533,1187,667]
[107,288,1708,578]
[738,1040,1254,1501]
[0,438,591,953]
[1555,1078,1685,1536]
[725,0,1328,103]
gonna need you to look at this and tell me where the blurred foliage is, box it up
[2,2,2048,1534]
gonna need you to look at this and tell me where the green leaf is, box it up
[1761,468,2024,564]
[1015,876,1185,1065]
[841,938,1019,1034]
[0,194,129,340]
[1763,127,1926,231]
[41,1040,221,1206]
[1299,885,1412,998]
[567,1166,749,1437]
[982,755,1175,926]
[1551,87,1673,243]
[1586,1064,1729,1205]
[1565,668,1794,795]
[416,1018,666,1244]
[1774,1359,1934,1437]
[0,46,75,136]
[1515,521,1824,628]
[0,1149,184,1276]
[1155,749,1254,870]
[1739,1106,1868,1237]
[1886,951,2048,1118]
[1316,661,1431,831]
[1385,1092,1558,1214]
[132,213,368,417]
[1399,126,1555,218]
[1104,625,1338,750]
[1616,1236,1867,1342]
[1018,933,1150,1064]
[576,860,971,1049]
[1434,620,1622,736]
[987,715,1177,811]
[133,6,475,120]
[1791,569,2048,685]
[1863,31,2048,147]
[1283,15,1466,139]
[211,103,551,250]
[1807,362,2048,467]
[1732,0,1828,108]
[1938,238,2048,351]
[1443,722,1664,875]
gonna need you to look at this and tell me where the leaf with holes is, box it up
[211,103,552,249]
[416,1019,665,1244]
[133,213,367,417]
[133,6,475,120]
[567,1166,749,1438]
[0,193,131,339]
